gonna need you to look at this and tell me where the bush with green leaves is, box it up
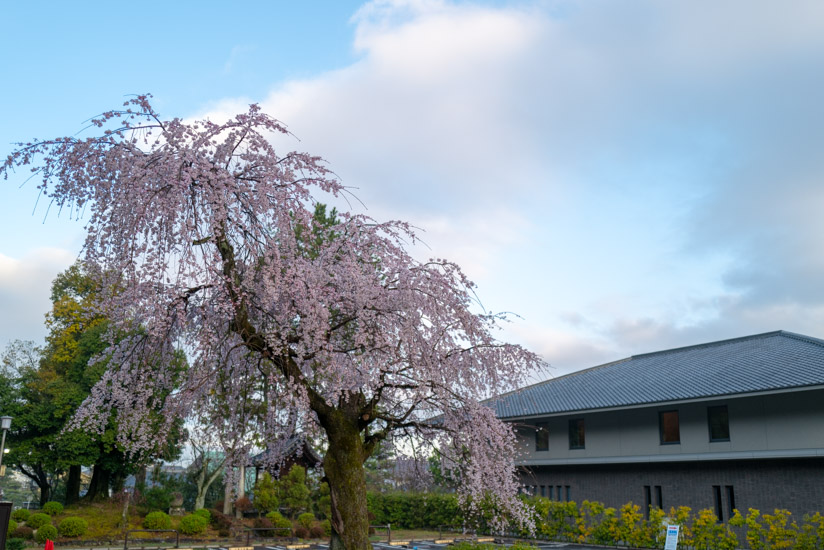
[58,517,89,537]
[11,509,30,522]
[266,511,293,535]
[143,510,172,530]
[297,512,316,529]
[6,538,25,550]
[27,513,52,530]
[7,519,17,535]
[321,519,332,536]
[42,502,64,516]
[367,493,461,529]
[193,508,211,521]
[35,523,58,544]
[179,514,209,535]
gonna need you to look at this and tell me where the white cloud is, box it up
[0,248,76,348]
[188,0,824,373]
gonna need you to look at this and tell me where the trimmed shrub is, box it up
[7,519,17,534]
[297,512,315,529]
[6,538,25,550]
[35,524,58,544]
[321,519,332,536]
[27,513,52,530]
[11,509,30,522]
[294,526,309,539]
[58,517,88,537]
[193,508,211,521]
[266,511,293,535]
[11,526,33,540]
[42,502,64,516]
[179,514,209,535]
[309,525,325,539]
[143,510,172,530]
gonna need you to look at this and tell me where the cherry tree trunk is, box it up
[323,415,371,550]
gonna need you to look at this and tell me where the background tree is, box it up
[3,96,543,550]
[253,472,279,516]
[278,465,310,519]
[187,431,228,511]
[2,263,185,505]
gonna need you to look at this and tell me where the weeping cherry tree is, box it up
[2,96,544,550]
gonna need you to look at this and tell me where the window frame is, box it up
[707,405,730,442]
[535,422,549,452]
[568,418,586,449]
[659,410,681,445]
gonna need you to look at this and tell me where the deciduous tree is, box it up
[2,96,543,550]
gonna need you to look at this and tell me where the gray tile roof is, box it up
[492,331,824,419]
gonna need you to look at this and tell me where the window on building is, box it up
[565,486,571,501]
[643,486,652,519]
[568,418,585,449]
[540,485,546,497]
[708,405,730,442]
[535,422,549,451]
[713,485,723,521]
[654,485,663,509]
[726,486,736,519]
[659,410,680,444]
[557,485,562,500]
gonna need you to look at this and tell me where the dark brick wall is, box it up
[520,457,824,519]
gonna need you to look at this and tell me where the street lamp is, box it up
[0,416,11,481]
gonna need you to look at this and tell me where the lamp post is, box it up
[0,416,11,475]
[0,416,11,482]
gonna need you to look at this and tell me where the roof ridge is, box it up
[778,330,824,348]
[630,330,784,359]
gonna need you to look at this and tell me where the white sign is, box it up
[664,524,680,550]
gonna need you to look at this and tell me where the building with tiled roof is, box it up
[494,331,824,519]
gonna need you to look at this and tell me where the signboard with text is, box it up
[664,524,680,550]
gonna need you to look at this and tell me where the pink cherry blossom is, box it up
[2,96,544,548]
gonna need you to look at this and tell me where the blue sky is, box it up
[3,0,824,377]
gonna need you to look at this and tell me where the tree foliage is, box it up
[2,96,543,549]
[279,465,311,519]
[253,472,279,515]
[2,262,185,504]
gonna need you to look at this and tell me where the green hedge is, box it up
[367,493,461,529]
